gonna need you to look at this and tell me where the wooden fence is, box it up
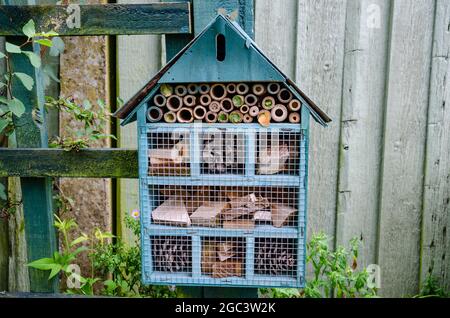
[0,0,448,297]
[118,0,450,297]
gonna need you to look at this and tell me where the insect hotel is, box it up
[114,15,330,288]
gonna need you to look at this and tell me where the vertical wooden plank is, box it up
[165,0,192,61]
[295,0,347,247]
[420,0,450,292]
[117,0,161,243]
[9,38,57,292]
[377,0,435,297]
[192,0,254,38]
[255,0,298,78]
[335,0,391,266]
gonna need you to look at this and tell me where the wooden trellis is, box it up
[0,0,257,297]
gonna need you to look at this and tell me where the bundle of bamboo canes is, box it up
[150,82,302,126]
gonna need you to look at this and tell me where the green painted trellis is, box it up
[0,0,257,297]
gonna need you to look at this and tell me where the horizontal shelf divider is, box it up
[146,175,302,187]
[145,224,300,239]
[144,273,300,288]
[146,122,304,132]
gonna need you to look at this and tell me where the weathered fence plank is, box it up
[295,0,347,247]
[9,35,57,292]
[335,0,391,266]
[0,3,191,36]
[255,0,297,78]
[0,149,138,178]
[117,0,162,241]
[377,0,436,297]
[420,0,450,292]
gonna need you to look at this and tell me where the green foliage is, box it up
[260,233,378,298]
[0,19,59,136]
[413,274,449,298]
[44,96,117,151]
[28,209,178,298]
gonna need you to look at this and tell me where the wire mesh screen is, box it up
[140,83,307,288]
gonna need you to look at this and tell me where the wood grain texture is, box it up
[0,3,191,36]
[377,0,436,297]
[0,149,138,178]
[335,0,391,267]
[117,0,162,241]
[295,0,347,246]
[420,0,450,292]
[9,31,57,292]
[255,0,297,78]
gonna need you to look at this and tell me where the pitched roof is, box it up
[113,14,331,126]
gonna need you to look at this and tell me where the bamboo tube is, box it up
[146,106,163,122]
[240,104,249,114]
[249,106,260,117]
[232,95,244,108]
[277,88,293,103]
[288,99,301,111]
[262,96,275,110]
[153,94,166,107]
[205,111,218,123]
[193,105,207,120]
[187,83,199,95]
[271,104,288,122]
[252,83,265,96]
[243,113,253,123]
[160,84,173,97]
[258,110,271,127]
[229,110,243,124]
[220,98,234,113]
[209,101,221,113]
[183,95,196,107]
[210,83,227,101]
[199,84,211,94]
[175,85,188,97]
[166,95,183,112]
[177,107,194,123]
[267,82,281,95]
[217,111,229,123]
[236,83,249,95]
[289,112,300,123]
[164,111,177,123]
[244,94,258,106]
[226,83,237,94]
[199,94,212,106]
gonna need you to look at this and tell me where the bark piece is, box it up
[254,210,272,222]
[217,241,236,261]
[223,218,255,230]
[201,242,217,274]
[258,144,290,174]
[271,204,296,227]
[190,202,229,227]
[152,197,191,226]
[212,260,243,278]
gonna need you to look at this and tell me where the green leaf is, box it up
[35,39,53,47]
[49,37,65,56]
[0,183,7,201]
[22,19,36,38]
[27,257,56,270]
[0,51,5,59]
[0,118,11,136]
[0,97,8,105]
[48,264,62,279]
[7,98,26,117]
[14,72,34,91]
[70,236,89,247]
[22,51,41,68]
[5,42,21,54]
[38,31,59,37]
